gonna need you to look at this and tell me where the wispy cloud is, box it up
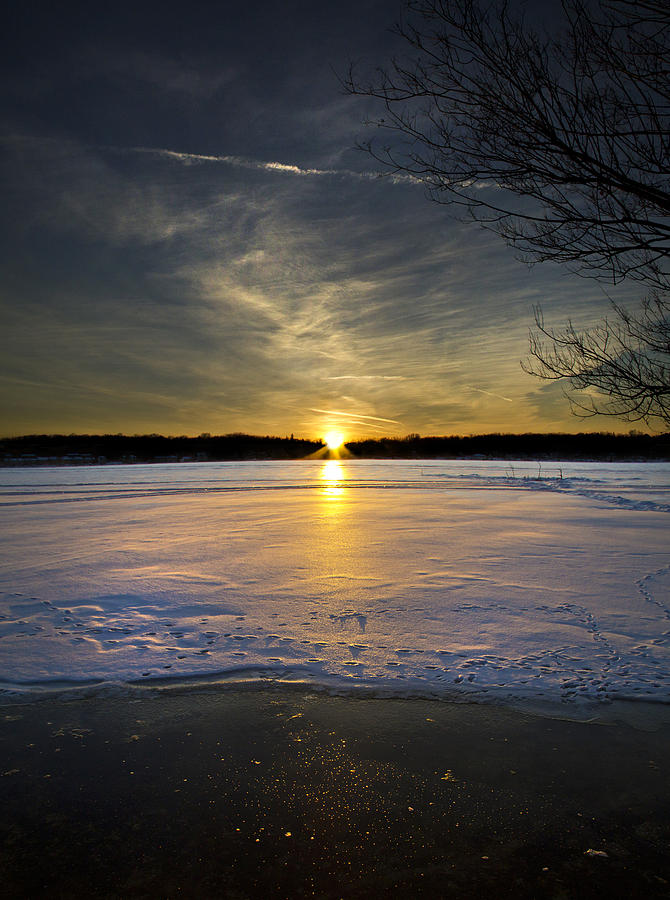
[309,407,402,425]
[300,419,391,432]
[464,385,514,403]
[326,374,406,381]
[122,145,419,184]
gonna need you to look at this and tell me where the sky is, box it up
[0,0,642,440]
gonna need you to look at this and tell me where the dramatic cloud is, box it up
[0,0,642,437]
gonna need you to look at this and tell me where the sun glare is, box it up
[324,431,345,450]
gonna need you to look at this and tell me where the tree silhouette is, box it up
[346,0,669,426]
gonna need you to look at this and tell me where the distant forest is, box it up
[346,433,670,461]
[1,431,669,465]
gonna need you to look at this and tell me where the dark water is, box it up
[1,688,669,898]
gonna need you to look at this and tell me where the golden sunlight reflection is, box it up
[320,459,344,500]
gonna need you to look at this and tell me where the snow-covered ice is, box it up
[1,459,669,715]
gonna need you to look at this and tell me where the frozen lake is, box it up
[1,459,669,715]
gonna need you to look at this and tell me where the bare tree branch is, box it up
[345,0,670,426]
[524,296,670,424]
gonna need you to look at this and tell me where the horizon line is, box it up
[0,429,664,441]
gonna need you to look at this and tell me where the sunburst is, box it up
[324,431,345,451]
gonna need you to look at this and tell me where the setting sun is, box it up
[324,431,345,450]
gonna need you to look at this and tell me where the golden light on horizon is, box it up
[324,431,345,450]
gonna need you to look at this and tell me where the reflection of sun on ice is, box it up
[324,431,345,451]
[321,459,343,481]
[320,459,344,499]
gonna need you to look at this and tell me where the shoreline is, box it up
[2,688,670,898]
[3,455,670,468]
[3,432,669,467]
[4,675,670,731]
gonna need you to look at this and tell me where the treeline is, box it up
[1,431,669,466]
[0,433,323,465]
[346,432,670,461]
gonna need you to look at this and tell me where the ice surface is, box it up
[1,459,669,714]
